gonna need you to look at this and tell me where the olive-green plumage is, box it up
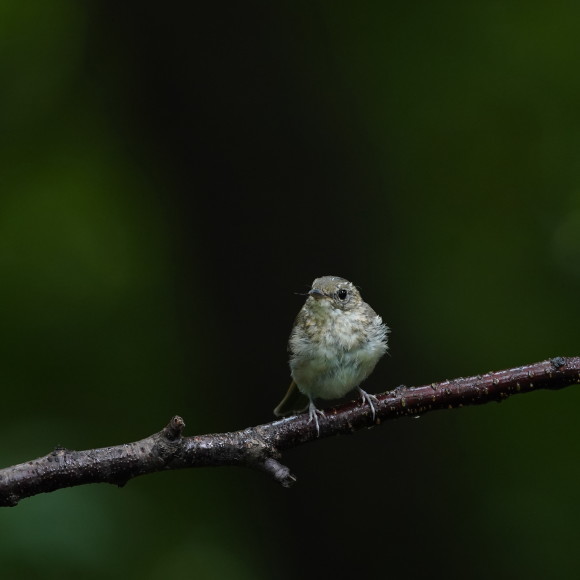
[274,276,389,433]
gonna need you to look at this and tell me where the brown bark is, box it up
[1,356,578,507]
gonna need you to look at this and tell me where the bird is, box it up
[274,276,389,434]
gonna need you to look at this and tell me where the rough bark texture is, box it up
[1,356,578,507]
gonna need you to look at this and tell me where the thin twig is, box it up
[1,356,578,507]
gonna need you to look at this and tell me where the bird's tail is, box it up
[273,381,309,416]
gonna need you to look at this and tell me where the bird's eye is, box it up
[337,289,348,300]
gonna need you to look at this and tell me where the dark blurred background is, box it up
[1,2,580,578]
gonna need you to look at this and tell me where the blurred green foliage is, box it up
[1,2,579,579]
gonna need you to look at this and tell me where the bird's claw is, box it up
[357,387,379,421]
[307,401,325,437]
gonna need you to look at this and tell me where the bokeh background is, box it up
[1,2,580,578]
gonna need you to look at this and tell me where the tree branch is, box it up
[1,356,579,507]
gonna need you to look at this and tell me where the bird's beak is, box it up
[308,288,325,299]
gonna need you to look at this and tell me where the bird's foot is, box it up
[307,400,325,437]
[357,387,379,421]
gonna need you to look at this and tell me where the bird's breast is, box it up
[289,307,387,400]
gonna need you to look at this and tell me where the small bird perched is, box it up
[274,276,389,434]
